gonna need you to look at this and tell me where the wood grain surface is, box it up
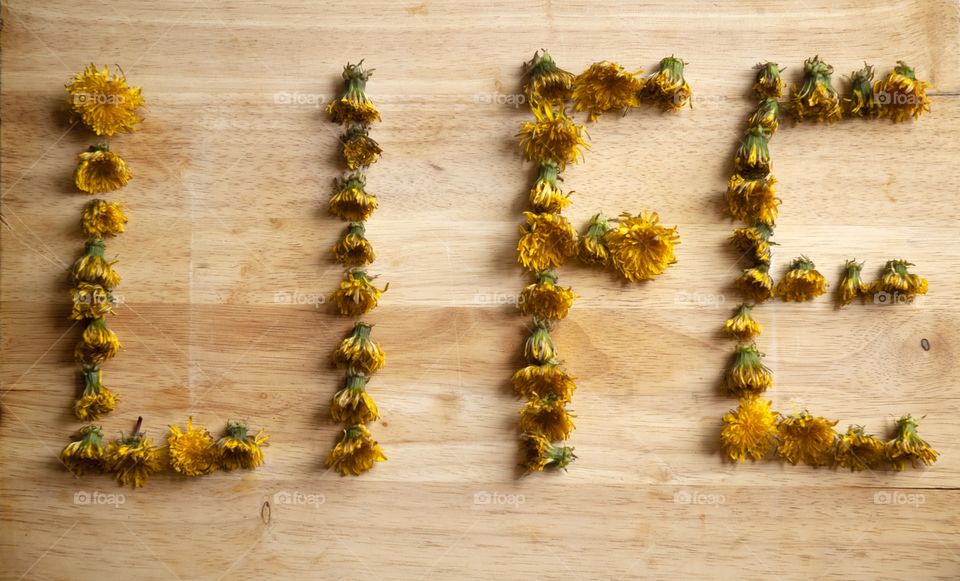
[2,1,960,579]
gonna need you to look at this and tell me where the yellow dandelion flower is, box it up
[326,61,380,125]
[81,198,127,238]
[791,55,843,123]
[168,417,218,477]
[523,318,558,365]
[520,433,576,472]
[873,259,928,303]
[523,50,575,106]
[643,56,692,111]
[844,64,881,118]
[70,282,115,320]
[777,256,828,302]
[730,222,775,264]
[578,213,610,266]
[604,211,679,282]
[330,269,388,317]
[720,396,779,462]
[838,259,871,306]
[572,61,643,121]
[74,365,118,421]
[326,424,387,476]
[753,62,785,99]
[216,420,270,471]
[332,321,385,375]
[60,425,106,475]
[725,173,779,224]
[75,318,121,365]
[105,419,162,488]
[331,373,380,424]
[874,61,931,122]
[519,395,575,441]
[835,425,888,471]
[724,344,772,396]
[528,160,571,213]
[516,211,578,273]
[518,270,577,321]
[329,173,378,222]
[340,125,382,170]
[517,105,588,169]
[332,221,376,266]
[74,143,132,194]
[735,263,775,303]
[70,239,120,289]
[748,97,782,134]
[65,64,144,136]
[776,411,838,466]
[723,303,763,341]
[734,126,772,174]
[511,362,576,401]
[888,414,938,470]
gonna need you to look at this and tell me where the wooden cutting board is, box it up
[2,1,959,579]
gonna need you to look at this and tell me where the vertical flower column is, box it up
[324,61,388,476]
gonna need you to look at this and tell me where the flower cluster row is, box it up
[323,62,388,476]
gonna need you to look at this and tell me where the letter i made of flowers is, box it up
[325,61,388,476]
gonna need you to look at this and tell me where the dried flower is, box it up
[644,56,692,111]
[578,213,611,266]
[332,321,385,375]
[520,433,575,471]
[81,198,127,238]
[516,211,578,273]
[723,303,763,341]
[70,282,115,320]
[834,425,887,471]
[511,363,576,402]
[753,62,784,99]
[523,50,575,106]
[528,160,571,213]
[734,126,772,175]
[168,417,218,477]
[572,61,643,121]
[845,64,881,118]
[720,396,778,462]
[70,239,120,289]
[888,414,938,470]
[777,256,828,302]
[735,263,775,302]
[873,259,928,302]
[776,411,838,466]
[604,211,679,282]
[340,125,382,170]
[517,105,588,169]
[730,222,775,264]
[217,420,270,470]
[519,395,575,441]
[331,269,388,316]
[105,418,162,488]
[326,424,387,476]
[75,318,121,365]
[331,372,380,424]
[332,221,376,266]
[329,173,378,222]
[724,344,772,396]
[65,64,144,136]
[791,55,843,123]
[726,173,779,224]
[838,259,870,306]
[523,318,558,365]
[74,365,118,421]
[874,61,931,122]
[748,97,782,134]
[326,61,380,125]
[60,425,106,475]
[74,143,132,194]
[518,270,576,321]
